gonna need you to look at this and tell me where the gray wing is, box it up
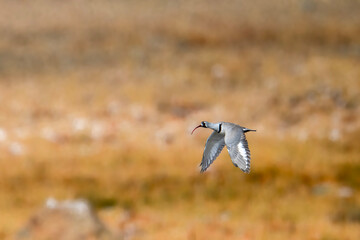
[225,127,251,173]
[200,131,225,172]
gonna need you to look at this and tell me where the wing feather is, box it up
[200,132,225,172]
[225,127,251,173]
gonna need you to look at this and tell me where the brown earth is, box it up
[0,1,359,239]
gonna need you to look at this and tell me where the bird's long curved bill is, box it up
[191,125,202,135]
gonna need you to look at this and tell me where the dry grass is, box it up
[0,0,359,239]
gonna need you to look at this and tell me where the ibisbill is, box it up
[192,121,256,173]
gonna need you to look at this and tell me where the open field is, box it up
[0,0,359,239]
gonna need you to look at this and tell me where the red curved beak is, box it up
[191,125,202,135]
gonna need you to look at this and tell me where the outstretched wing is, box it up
[200,132,225,172]
[225,127,251,173]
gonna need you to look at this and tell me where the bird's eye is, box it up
[201,121,206,127]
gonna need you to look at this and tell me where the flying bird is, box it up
[192,121,256,173]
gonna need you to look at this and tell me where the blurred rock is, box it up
[15,198,117,240]
[219,211,230,222]
[312,183,331,196]
[107,101,121,115]
[329,128,341,142]
[91,122,106,141]
[72,118,88,132]
[337,186,353,199]
[130,104,145,122]
[9,142,25,156]
[211,64,227,80]
[41,127,58,142]
[117,210,140,240]
[296,130,308,142]
[0,128,7,142]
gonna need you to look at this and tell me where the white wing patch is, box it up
[226,135,251,173]
[224,124,253,173]
[237,141,249,162]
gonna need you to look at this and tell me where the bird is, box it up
[191,121,256,173]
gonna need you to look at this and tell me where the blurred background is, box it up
[0,0,359,239]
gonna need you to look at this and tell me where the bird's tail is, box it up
[243,128,256,133]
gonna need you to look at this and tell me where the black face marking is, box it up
[218,123,222,133]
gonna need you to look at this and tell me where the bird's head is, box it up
[191,121,208,134]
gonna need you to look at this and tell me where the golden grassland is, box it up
[0,0,359,239]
